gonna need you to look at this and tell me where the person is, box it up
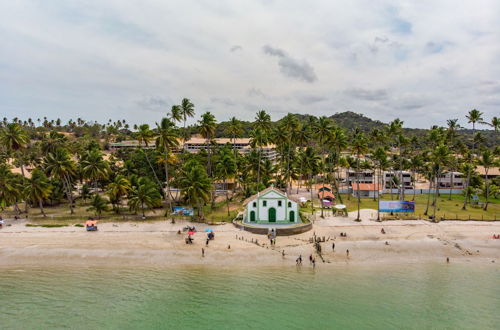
[309,255,313,264]
[206,238,209,247]
[385,241,389,245]
[381,228,386,234]
[227,244,231,249]
[332,242,335,251]
[282,250,285,257]
[312,258,316,268]
[346,249,350,257]
[298,255,302,264]
[446,257,449,263]
[177,230,181,235]
[202,248,205,257]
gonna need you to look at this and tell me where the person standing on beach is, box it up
[312,258,316,268]
[346,249,350,257]
[332,242,335,251]
[206,238,209,247]
[202,248,205,257]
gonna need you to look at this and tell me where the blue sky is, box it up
[0,0,499,128]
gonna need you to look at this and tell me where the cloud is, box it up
[211,97,236,106]
[344,88,389,101]
[229,45,242,52]
[247,88,267,98]
[135,96,170,111]
[262,45,317,83]
[296,94,327,105]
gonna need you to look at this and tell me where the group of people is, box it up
[206,231,215,246]
[339,232,347,237]
[493,234,500,239]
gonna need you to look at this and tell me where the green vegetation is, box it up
[26,223,69,228]
[0,104,498,225]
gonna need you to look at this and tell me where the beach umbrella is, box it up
[204,228,213,232]
[335,204,346,209]
[188,231,195,235]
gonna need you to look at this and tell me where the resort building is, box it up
[109,137,277,160]
[476,166,500,180]
[383,171,414,190]
[438,172,464,188]
[243,187,300,224]
[346,169,374,186]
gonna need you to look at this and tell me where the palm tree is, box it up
[431,144,450,221]
[135,124,163,191]
[198,112,217,176]
[463,109,484,210]
[128,178,161,219]
[215,149,237,215]
[178,160,212,219]
[106,175,131,213]
[301,147,321,214]
[226,117,243,159]
[0,164,23,214]
[0,123,29,179]
[373,147,388,221]
[44,148,77,214]
[490,116,499,133]
[351,132,368,221]
[87,194,108,219]
[249,127,269,190]
[24,168,52,216]
[81,149,110,192]
[155,117,179,209]
[180,98,195,141]
[477,149,495,210]
[170,105,183,124]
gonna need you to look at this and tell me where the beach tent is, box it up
[318,190,335,201]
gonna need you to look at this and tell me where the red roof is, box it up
[318,190,335,199]
[352,183,380,191]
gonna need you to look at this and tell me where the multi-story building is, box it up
[346,169,374,186]
[383,171,413,190]
[438,172,464,188]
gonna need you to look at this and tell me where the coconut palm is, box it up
[301,147,321,214]
[106,175,131,213]
[490,116,499,133]
[249,127,269,190]
[373,147,388,221]
[128,178,161,219]
[87,194,109,219]
[44,148,77,214]
[24,168,52,216]
[215,149,237,215]
[170,105,183,124]
[198,112,217,176]
[135,124,163,191]
[0,164,23,214]
[0,123,29,179]
[180,98,195,141]
[41,131,67,154]
[431,144,450,221]
[477,149,496,210]
[155,117,179,208]
[178,160,211,219]
[81,149,110,192]
[463,109,484,209]
[226,117,243,159]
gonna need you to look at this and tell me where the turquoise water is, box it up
[0,263,499,329]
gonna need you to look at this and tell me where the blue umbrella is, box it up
[205,228,213,232]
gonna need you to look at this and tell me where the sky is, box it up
[1,0,499,128]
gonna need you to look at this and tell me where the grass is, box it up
[340,193,499,220]
[26,224,69,228]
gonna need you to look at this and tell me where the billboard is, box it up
[379,201,415,213]
[172,206,194,216]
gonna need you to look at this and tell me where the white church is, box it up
[243,187,300,224]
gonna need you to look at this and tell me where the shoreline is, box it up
[1,211,499,269]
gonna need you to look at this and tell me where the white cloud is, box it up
[0,0,499,128]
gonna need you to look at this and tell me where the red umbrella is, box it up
[188,232,195,236]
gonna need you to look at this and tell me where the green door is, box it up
[268,207,276,222]
[250,211,256,222]
[289,210,295,222]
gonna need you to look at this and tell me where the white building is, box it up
[347,169,374,186]
[438,172,464,188]
[383,171,413,190]
[243,187,300,224]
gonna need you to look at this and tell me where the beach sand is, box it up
[1,210,499,268]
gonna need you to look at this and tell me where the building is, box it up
[383,171,413,190]
[347,169,374,186]
[352,183,381,198]
[476,166,500,180]
[438,172,464,188]
[243,187,300,224]
[109,137,277,160]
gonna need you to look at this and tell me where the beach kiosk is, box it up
[85,220,98,231]
[243,187,300,224]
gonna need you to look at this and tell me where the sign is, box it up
[379,201,415,213]
[172,206,194,216]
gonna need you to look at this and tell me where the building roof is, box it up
[352,183,381,191]
[318,190,335,199]
[243,187,300,205]
[184,137,251,144]
[476,165,500,176]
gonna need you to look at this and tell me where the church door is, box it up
[268,207,276,222]
[289,210,295,222]
[250,211,256,222]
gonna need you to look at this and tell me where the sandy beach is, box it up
[1,210,499,268]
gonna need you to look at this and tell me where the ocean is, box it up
[0,263,498,329]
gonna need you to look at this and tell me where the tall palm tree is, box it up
[490,116,499,133]
[135,124,162,191]
[106,174,131,213]
[180,98,195,141]
[281,114,299,193]
[0,164,23,214]
[301,146,321,214]
[81,149,110,192]
[352,132,368,221]
[215,149,237,215]
[373,147,388,221]
[128,178,161,219]
[249,127,269,190]
[170,105,183,124]
[24,168,52,216]
[178,160,211,219]
[0,123,29,179]
[155,117,179,209]
[87,194,109,219]
[225,117,243,159]
[44,148,77,214]
[431,144,450,221]
[198,112,217,176]
[477,149,495,210]
[463,109,484,210]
